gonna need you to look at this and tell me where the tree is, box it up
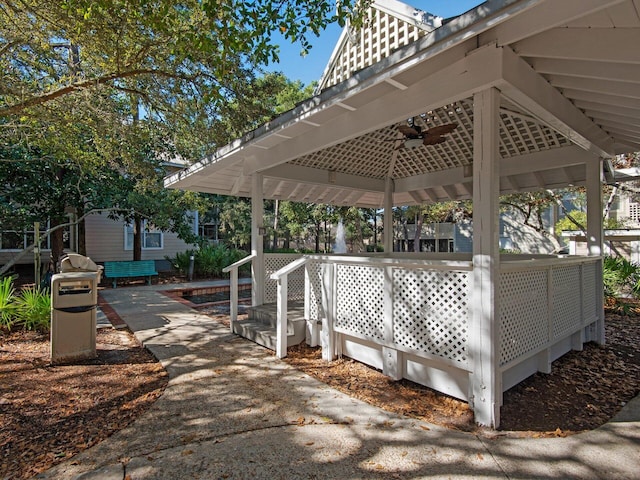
[1,0,366,113]
[1,0,368,161]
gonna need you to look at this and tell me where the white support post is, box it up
[382,265,402,380]
[383,177,394,253]
[251,173,265,306]
[276,276,288,359]
[586,158,605,344]
[470,88,502,428]
[321,263,336,361]
[229,268,238,331]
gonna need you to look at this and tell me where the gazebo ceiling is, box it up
[166,0,640,208]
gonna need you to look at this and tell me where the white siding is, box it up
[84,214,194,263]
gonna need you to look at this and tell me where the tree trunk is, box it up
[272,199,279,251]
[133,215,143,261]
[315,221,321,253]
[49,218,65,271]
[353,211,364,253]
[76,207,86,255]
[414,213,424,252]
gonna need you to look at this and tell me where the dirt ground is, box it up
[1,307,639,480]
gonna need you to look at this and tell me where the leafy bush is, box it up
[14,287,51,331]
[167,244,250,278]
[0,276,18,330]
[165,250,196,274]
[603,255,640,314]
[0,277,51,332]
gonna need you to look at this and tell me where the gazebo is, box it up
[165,0,640,427]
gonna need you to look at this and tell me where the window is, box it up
[629,202,640,223]
[124,222,163,250]
[0,221,69,251]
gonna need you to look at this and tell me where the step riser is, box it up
[233,319,306,350]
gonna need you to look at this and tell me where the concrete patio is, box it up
[36,282,640,480]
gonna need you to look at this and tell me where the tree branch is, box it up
[0,207,137,276]
[0,68,214,117]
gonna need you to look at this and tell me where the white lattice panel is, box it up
[335,264,385,341]
[392,268,469,364]
[499,270,549,366]
[582,262,597,322]
[263,255,304,303]
[552,265,582,339]
[306,260,323,321]
[321,8,426,90]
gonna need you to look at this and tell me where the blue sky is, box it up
[267,1,483,86]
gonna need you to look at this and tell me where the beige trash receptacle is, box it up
[50,271,99,364]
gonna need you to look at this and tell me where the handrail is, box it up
[222,253,256,273]
[270,256,309,281]
[223,253,256,329]
[270,255,310,359]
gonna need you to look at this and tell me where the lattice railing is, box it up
[393,268,469,364]
[499,259,600,367]
[264,254,305,303]
[335,264,386,342]
[319,257,472,366]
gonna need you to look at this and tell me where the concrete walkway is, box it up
[36,282,640,480]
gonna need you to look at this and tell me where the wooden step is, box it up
[233,302,306,350]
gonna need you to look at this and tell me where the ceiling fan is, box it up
[394,121,458,148]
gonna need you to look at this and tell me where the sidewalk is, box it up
[36,282,640,479]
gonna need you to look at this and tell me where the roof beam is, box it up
[550,78,640,101]
[513,27,640,64]
[563,90,640,111]
[584,110,640,129]
[442,185,458,200]
[480,0,624,46]
[529,58,640,84]
[262,163,385,192]
[408,191,424,204]
[396,145,591,193]
[498,47,614,158]
[500,145,592,176]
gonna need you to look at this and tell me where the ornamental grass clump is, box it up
[603,255,640,314]
[0,276,18,330]
[0,276,51,332]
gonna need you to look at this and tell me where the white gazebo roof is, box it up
[166,0,640,207]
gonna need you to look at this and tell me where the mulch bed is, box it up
[0,328,168,480]
[0,306,638,479]
[283,312,640,436]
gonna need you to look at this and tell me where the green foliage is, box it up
[603,255,640,314]
[0,277,51,332]
[0,276,18,330]
[555,210,587,234]
[167,244,250,278]
[555,210,628,235]
[13,287,51,332]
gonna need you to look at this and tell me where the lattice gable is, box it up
[317,0,442,92]
[288,98,572,180]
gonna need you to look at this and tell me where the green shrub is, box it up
[0,276,18,330]
[168,244,250,278]
[165,250,196,275]
[14,286,51,331]
[603,255,640,314]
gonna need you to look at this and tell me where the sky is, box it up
[267,1,483,86]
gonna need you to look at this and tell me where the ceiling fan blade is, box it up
[425,123,458,136]
[398,125,421,137]
[422,135,447,146]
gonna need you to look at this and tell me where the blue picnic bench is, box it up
[103,260,158,288]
